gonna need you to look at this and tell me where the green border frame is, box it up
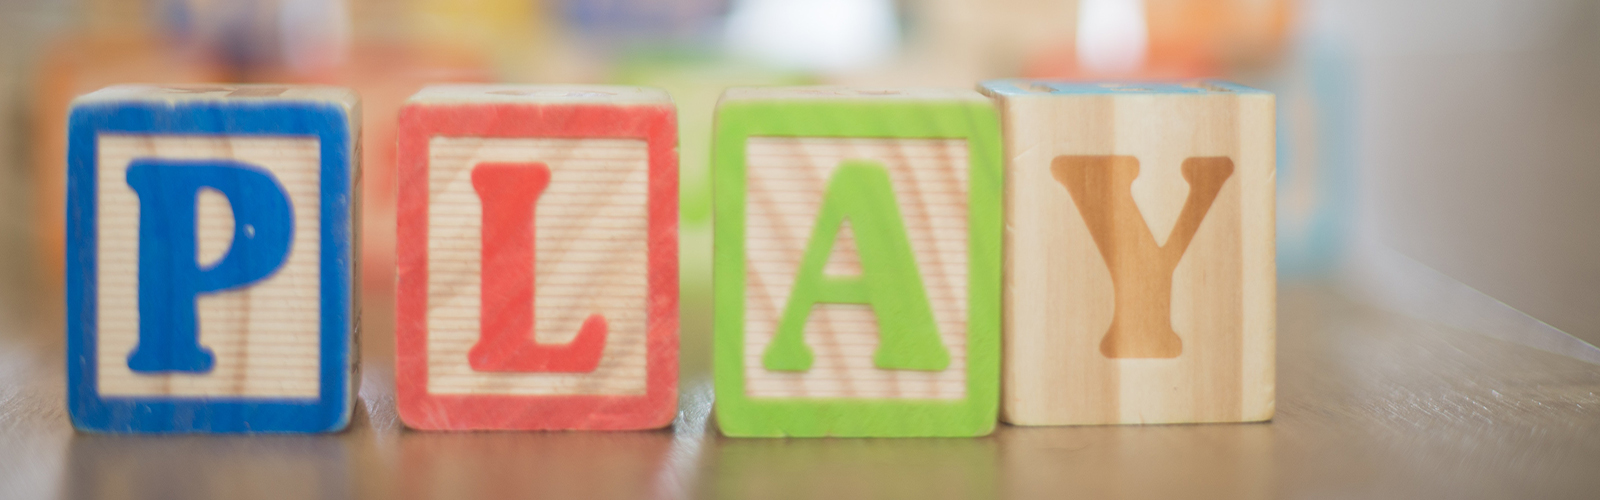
[712,95,1002,437]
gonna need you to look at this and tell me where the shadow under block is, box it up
[712,87,1002,437]
[396,85,678,431]
[66,85,361,433]
[979,80,1276,426]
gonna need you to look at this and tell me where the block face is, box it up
[97,136,323,397]
[741,138,970,400]
[66,85,359,433]
[712,87,1002,437]
[396,85,678,431]
[980,79,1275,426]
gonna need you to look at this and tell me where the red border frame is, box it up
[396,100,678,430]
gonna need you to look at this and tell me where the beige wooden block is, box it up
[980,80,1275,425]
[741,137,971,400]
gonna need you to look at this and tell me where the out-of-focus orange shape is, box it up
[1024,0,1294,80]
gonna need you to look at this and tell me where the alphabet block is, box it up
[396,85,678,431]
[979,80,1275,425]
[66,84,361,433]
[712,87,1002,437]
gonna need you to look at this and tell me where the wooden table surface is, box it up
[1,278,1598,499]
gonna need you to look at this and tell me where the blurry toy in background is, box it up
[276,0,354,77]
[561,0,728,48]
[722,0,899,74]
[1023,0,1294,79]
[1265,3,1357,274]
[399,0,556,82]
[155,0,291,74]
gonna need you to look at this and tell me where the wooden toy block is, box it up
[979,80,1275,426]
[712,87,1002,437]
[66,84,361,433]
[396,85,678,431]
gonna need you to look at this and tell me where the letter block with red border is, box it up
[397,85,677,430]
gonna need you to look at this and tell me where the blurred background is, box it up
[0,0,1595,369]
[0,0,1597,497]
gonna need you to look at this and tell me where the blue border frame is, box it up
[67,99,354,433]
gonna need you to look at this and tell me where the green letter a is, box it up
[762,160,951,372]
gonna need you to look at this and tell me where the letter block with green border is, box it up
[712,87,1002,437]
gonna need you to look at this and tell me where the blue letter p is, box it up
[124,159,294,373]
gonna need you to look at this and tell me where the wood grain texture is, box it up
[742,137,969,400]
[1051,155,1236,359]
[96,135,323,398]
[396,84,678,431]
[980,79,1274,426]
[424,137,650,396]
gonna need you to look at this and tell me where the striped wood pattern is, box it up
[989,86,1275,425]
[426,137,650,396]
[96,135,322,398]
[743,137,969,400]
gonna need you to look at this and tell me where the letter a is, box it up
[763,160,950,372]
[125,159,294,373]
[468,162,607,373]
[1052,155,1234,359]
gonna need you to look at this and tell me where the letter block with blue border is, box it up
[712,87,1002,437]
[67,84,361,433]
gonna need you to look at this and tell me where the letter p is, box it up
[124,159,294,373]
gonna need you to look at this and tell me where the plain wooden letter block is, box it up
[712,87,1002,437]
[980,80,1275,426]
[66,84,361,433]
[396,85,678,431]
